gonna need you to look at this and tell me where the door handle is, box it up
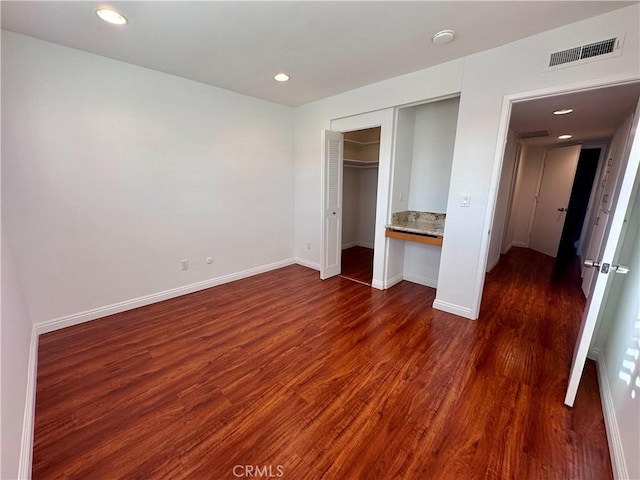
[584,261,630,275]
[557,207,568,212]
[583,259,600,271]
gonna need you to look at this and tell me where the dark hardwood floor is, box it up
[340,246,374,285]
[32,247,612,479]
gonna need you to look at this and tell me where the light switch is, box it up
[461,194,471,207]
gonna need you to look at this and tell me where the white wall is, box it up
[403,243,441,288]
[342,167,359,248]
[390,108,415,214]
[1,225,34,480]
[596,188,640,479]
[342,166,378,249]
[439,9,638,318]
[386,108,417,282]
[408,97,459,213]
[356,168,378,248]
[294,5,640,318]
[1,31,295,324]
[294,61,464,269]
[397,97,459,288]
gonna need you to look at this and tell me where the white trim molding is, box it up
[18,328,39,480]
[371,273,403,290]
[486,257,500,273]
[593,350,629,480]
[35,259,295,334]
[20,258,300,476]
[403,273,437,289]
[294,257,321,271]
[384,273,404,289]
[432,299,474,320]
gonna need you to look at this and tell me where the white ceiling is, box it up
[1,1,635,107]
[510,83,640,147]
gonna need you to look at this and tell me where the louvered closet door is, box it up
[321,130,344,279]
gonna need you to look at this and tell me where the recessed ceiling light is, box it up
[96,8,128,26]
[432,30,455,45]
[558,134,573,139]
[274,73,290,82]
[553,108,574,115]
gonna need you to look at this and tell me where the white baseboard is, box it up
[35,258,296,334]
[432,299,475,320]
[21,258,299,476]
[502,241,527,255]
[385,273,404,289]
[371,273,403,290]
[342,241,357,250]
[403,273,437,288]
[594,350,629,480]
[486,256,500,273]
[18,328,39,480]
[294,257,321,271]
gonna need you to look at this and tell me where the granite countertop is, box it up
[385,211,446,237]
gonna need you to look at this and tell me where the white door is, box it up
[320,130,344,280]
[581,101,639,296]
[581,208,609,296]
[565,113,640,407]
[529,145,582,257]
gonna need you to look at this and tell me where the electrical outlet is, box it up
[181,259,189,270]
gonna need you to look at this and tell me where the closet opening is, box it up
[340,127,380,285]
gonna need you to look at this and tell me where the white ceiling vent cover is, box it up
[547,35,624,70]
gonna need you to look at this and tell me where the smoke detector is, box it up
[432,30,455,45]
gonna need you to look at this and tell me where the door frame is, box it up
[499,142,523,256]
[479,77,640,319]
[327,108,395,289]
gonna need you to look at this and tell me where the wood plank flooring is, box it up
[32,247,612,479]
[340,246,374,285]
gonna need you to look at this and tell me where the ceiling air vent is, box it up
[515,130,550,139]
[548,36,621,68]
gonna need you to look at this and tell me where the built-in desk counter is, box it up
[385,211,445,246]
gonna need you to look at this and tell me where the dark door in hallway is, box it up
[555,147,601,275]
